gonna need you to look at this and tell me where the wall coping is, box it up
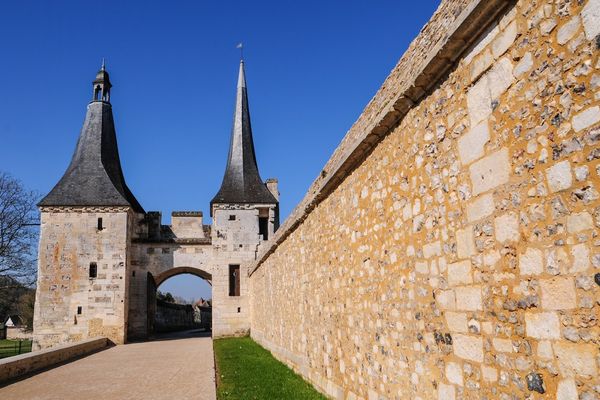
[0,337,109,383]
[249,0,515,276]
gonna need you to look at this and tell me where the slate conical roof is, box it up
[211,61,277,206]
[39,67,144,213]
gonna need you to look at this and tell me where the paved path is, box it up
[0,330,216,400]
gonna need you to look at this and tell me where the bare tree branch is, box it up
[0,172,39,288]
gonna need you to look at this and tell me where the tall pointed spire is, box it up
[39,66,144,212]
[211,61,277,208]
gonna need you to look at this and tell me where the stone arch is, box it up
[146,267,213,335]
[153,266,212,287]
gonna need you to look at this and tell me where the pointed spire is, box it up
[39,68,143,212]
[238,59,246,88]
[211,61,277,208]
[101,58,106,71]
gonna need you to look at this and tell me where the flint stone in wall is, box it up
[582,0,600,40]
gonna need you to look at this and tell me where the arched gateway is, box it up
[32,60,279,349]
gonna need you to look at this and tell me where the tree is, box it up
[17,290,35,331]
[0,275,32,322]
[157,291,175,303]
[0,172,38,288]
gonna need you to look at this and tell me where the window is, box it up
[258,217,269,240]
[77,306,82,315]
[97,217,103,230]
[229,215,236,221]
[89,262,97,279]
[95,85,102,101]
[229,265,240,296]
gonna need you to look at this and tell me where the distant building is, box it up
[4,315,31,340]
[4,315,24,329]
[193,299,212,330]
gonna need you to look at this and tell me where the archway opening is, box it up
[150,268,212,334]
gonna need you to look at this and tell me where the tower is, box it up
[211,60,279,233]
[209,60,279,335]
[33,64,144,349]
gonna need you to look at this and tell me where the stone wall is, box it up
[249,0,600,399]
[127,241,214,339]
[33,208,132,349]
[0,337,109,383]
[154,300,195,332]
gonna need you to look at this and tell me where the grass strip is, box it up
[214,336,326,400]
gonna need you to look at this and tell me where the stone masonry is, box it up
[33,61,278,348]
[249,0,600,399]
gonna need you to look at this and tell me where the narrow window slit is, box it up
[229,265,240,296]
[89,262,97,279]
[259,216,269,240]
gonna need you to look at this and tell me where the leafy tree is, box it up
[0,172,39,288]
[157,291,175,303]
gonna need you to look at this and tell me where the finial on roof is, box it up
[236,42,243,62]
[101,58,106,71]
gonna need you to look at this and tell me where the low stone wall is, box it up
[6,328,33,340]
[250,0,600,399]
[0,337,109,383]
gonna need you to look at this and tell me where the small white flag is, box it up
[236,42,243,49]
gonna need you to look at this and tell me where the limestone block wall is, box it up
[249,0,600,399]
[171,212,206,238]
[127,242,214,339]
[33,207,132,349]
[212,205,274,336]
[154,300,195,332]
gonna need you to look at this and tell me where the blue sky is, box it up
[1,0,439,300]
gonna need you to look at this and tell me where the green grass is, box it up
[0,339,33,358]
[213,337,326,400]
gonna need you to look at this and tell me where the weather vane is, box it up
[236,42,243,61]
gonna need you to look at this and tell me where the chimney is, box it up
[265,178,279,201]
